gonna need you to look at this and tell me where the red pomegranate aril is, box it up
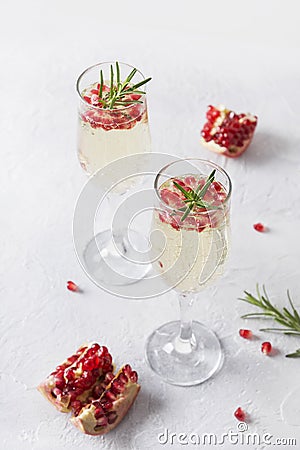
[67,281,79,292]
[112,379,125,394]
[82,358,95,371]
[161,188,183,208]
[131,94,141,101]
[104,390,117,402]
[94,407,105,419]
[55,379,65,390]
[239,329,253,339]
[107,411,118,424]
[71,400,82,411]
[101,400,113,411]
[123,364,132,376]
[234,407,246,422]
[83,96,91,104]
[262,342,272,355]
[52,388,62,397]
[129,371,138,383]
[92,384,104,398]
[100,353,112,372]
[55,364,66,372]
[68,355,79,364]
[253,223,265,232]
[90,343,101,354]
[69,391,79,402]
[97,415,109,427]
[98,347,109,359]
[92,355,100,368]
[54,370,64,380]
[65,369,76,381]
[92,400,102,408]
[173,178,186,187]
[104,372,115,384]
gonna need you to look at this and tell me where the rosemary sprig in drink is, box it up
[98,61,151,109]
[239,284,300,357]
[173,170,220,221]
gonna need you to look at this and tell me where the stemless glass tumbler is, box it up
[75,62,152,286]
[146,159,232,386]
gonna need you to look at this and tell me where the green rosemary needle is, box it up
[239,284,300,358]
[98,61,151,109]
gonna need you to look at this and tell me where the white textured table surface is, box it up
[1,2,300,449]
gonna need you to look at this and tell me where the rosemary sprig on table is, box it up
[173,169,220,221]
[239,284,300,357]
[98,61,151,109]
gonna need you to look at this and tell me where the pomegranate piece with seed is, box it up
[71,364,140,436]
[234,407,246,422]
[253,223,266,232]
[67,281,79,292]
[201,105,257,158]
[37,343,113,413]
[261,341,272,355]
[38,344,140,436]
[239,329,253,339]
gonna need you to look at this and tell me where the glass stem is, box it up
[99,194,127,258]
[174,292,197,353]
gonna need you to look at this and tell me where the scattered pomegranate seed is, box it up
[159,261,163,268]
[253,223,266,232]
[239,329,253,339]
[234,407,246,422]
[261,341,272,355]
[67,280,79,292]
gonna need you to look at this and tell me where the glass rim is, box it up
[76,61,147,112]
[154,158,232,215]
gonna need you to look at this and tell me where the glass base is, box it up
[145,321,223,386]
[83,229,151,286]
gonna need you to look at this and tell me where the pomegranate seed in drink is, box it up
[261,342,272,355]
[234,407,246,422]
[253,223,265,232]
[239,329,252,339]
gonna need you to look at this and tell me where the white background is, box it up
[1,1,300,449]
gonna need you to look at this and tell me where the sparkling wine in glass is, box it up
[75,62,152,285]
[146,158,231,385]
[77,61,151,176]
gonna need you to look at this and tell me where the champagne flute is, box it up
[76,61,152,285]
[146,158,231,385]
